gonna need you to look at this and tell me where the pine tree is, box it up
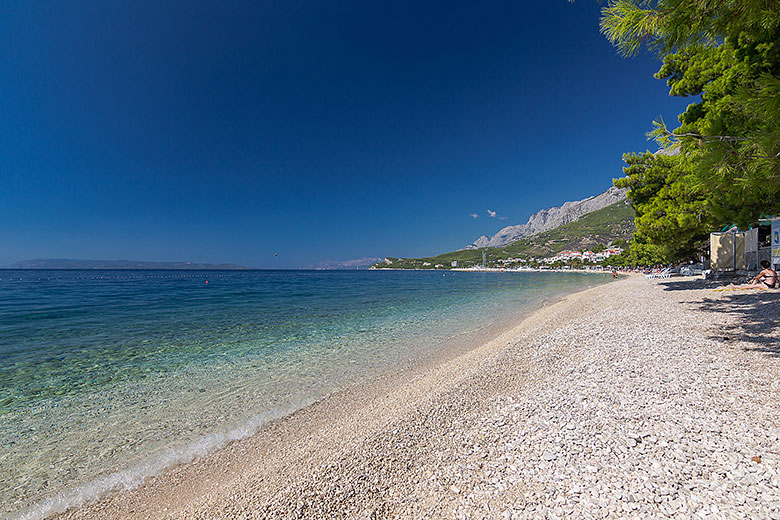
[595,0,780,255]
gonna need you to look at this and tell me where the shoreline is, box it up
[56,275,780,519]
[369,268,616,273]
[6,271,602,520]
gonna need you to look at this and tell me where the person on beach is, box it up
[728,260,777,289]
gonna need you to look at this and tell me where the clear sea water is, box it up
[0,269,609,519]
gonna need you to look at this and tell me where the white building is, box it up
[545,247,623,263]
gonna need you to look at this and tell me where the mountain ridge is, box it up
[372,200,635,269]
[466,186,628,249]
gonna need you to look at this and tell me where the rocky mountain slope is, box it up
[466,186,627,249]
[372,200,635,269]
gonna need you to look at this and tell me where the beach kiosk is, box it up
[710,227,756,272]
[711,220,778,274]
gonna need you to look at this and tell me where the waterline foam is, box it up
[10,399,312,520]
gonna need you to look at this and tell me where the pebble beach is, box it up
[58,275,780,520]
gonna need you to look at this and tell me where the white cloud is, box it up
[487,209,497,218]
[470,213,479,219]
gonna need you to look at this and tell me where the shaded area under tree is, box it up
[658,279,780,358]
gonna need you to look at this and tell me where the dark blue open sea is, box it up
[0,269,609,518]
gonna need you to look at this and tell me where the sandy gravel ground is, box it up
[58,275,780,519]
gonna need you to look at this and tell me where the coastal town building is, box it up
[544,248,623,264]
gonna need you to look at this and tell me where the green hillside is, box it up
[372,200,635,269]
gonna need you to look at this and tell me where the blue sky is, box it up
[0,1,689,268]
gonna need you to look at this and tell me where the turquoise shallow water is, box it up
[0,269,608,518]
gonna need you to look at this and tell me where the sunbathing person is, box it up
[728,260,777,289]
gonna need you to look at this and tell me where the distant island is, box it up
[5,259,249,270]
[311,257,384,270]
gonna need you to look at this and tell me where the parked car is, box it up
[680,263,705,276]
